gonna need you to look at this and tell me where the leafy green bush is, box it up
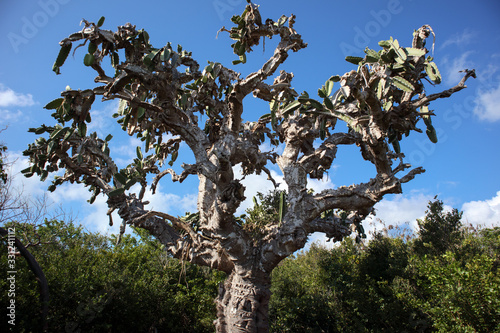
[413,198,463,256]
[270,244,342,332]
[0,220,224,332]
[401,227,500,332]
[270,199,500,332]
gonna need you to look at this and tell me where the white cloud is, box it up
[364,192,444,236]
[0,84,35,107]
[473,83,500,122]
[47,176,199,235]
[3,152,111,231]
[440,29,476,50]
[309,192,437,248]
[0,109,24,124]
[45,181,122,235]
[87,100,119,138]
[113,137,143,166]
[372,193,434,223]
[0,84,35,124]
[477,62,500,82]
[308,232,338,249]
[48,182,91,204]
[236,162,337,215]
[312,191,500,248]
[141,182,198,215]
[79,194,122,235]
[236,166,286,215]
[6,152,49,198]
[259,141,284,156]
[441,51,474,86]
[3,150,200,235]
[307,172,336,193]
[462,191,500,228]
[55,173,199,234]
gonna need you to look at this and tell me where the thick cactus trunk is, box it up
[215,271,271,333]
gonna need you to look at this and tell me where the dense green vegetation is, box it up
[0,221,224,332]
[270,200,500,332]
[1,199,499,332]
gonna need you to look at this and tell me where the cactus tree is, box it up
[23,2,474,332]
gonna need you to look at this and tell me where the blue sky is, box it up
[1,0,499,240]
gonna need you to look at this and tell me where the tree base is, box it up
[215,271,271,333]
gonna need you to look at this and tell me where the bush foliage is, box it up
[0,220,224,332]
[270,199,500,332]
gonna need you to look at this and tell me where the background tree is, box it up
[413,197,463,255]
[22,2,474,331]
[0,220,224,332]
[270,200,500,332]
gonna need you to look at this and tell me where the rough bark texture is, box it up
[216,272,271,332]
[23,3,473,332]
